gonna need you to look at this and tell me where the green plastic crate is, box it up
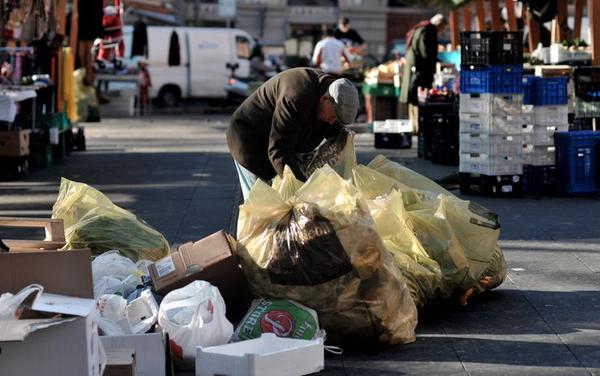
[362,82,400,97]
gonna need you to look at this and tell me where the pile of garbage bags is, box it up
[52,178,170,261]
[236,153,507,344]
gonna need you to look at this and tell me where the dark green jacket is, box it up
[226,68,342,182]
[400,23,438,105]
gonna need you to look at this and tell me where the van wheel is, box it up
[158,86,181,108]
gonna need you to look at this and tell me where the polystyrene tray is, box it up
[196,334,324,376]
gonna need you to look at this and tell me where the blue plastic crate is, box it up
[554,131,600,195]
[522,75,536,105]
[533,77,568,105]
[461,65,523,94]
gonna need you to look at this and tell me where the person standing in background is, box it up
[334,17,367,55]
[399,13,447,133]
[312,28,351,76]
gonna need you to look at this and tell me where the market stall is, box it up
[0,0,96,178]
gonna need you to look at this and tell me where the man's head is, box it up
[325,27,335,38]
[317,78,359,125]
[338,17,351,33]
[430,13,448,33]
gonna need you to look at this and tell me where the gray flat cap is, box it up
[328,78,359,125]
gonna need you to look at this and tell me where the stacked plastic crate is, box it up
[458,31,524,195]
[554,67,600,195]
[417,92,459,165]
[574,67,600,124]
[520,75,569,194]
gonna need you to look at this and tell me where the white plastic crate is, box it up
[373,119,412,134]
[533,105,569,126]
[522,145,556,166]
[521,124,568,146]
[460,133,522,155]
[459,112,522,135]
[195,334,325,376]
[459,153,523,175]
[460,93,523,115]
[522,105,535,125]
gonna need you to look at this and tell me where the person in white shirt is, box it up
[312,28,350,76]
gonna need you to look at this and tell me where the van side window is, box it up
[236,36,251,59]
[169,31,181,66]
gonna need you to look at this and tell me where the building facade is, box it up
[176,0,433,61]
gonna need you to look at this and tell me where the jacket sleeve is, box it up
[268,97,308,181]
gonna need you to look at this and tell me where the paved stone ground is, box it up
[1,115,599,376]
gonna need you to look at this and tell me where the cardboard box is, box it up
[0,294,104,376]
[149,230,252,322]
[0,249,94,299]
[105,348,136,376]
[0,249,103,376]
[101,332,166,376]
[0,129,30,157]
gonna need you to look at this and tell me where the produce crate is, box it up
[534,105,569,126]
[522,76,536,105]
[522,76,569,105]
[522,144,556,166]
[459,112,522,134]
[574,97,600,118]
[459,152,523,175]
[522,104,535,124]
[533,77,569,105]
[460,31,523,65]
[574,66,600,102]
[522,165,556,195]
[459,93,522,115]
[430,114,459,165]
[554,131,600,195]
[460,64,523,94]
[522,124,568,146]
[459,172,522,196]
[460,133,522,155]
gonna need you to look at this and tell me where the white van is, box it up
[124,26,254,106]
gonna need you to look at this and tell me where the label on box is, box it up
[154,256,176,278]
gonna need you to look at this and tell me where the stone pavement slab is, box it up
[0,116,599,376]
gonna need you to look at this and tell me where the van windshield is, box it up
[236,36,251,59]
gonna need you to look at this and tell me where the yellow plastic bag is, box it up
[236,166,417,344]
[367,190,444,308]
[360,156,507,296]
[299,129,357,180]
[52,178,170,261]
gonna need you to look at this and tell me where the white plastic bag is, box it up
[0,284,43,319]
[158,281,233,363]
[92,251,143,298]
[96,290,159,336]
